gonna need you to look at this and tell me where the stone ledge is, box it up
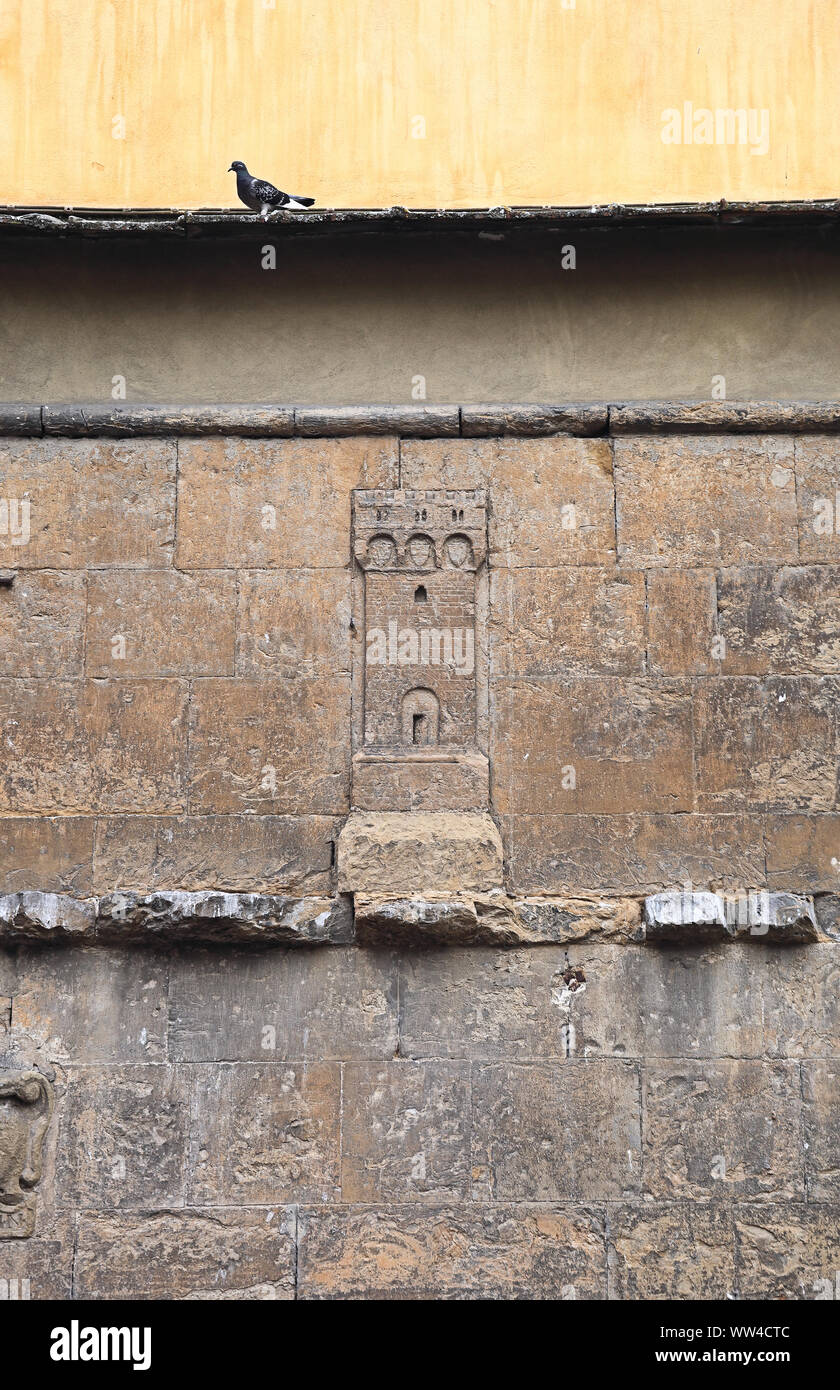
[0,887,832,946]
[2,400,840,438]
[644,890,819,942]
[0,890,353,944]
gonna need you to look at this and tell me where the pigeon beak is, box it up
[227,165,234,172]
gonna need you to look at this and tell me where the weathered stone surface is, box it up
[298,1204,606,1299]
[803,1062,840,1202]
[493,679,693,814]
[86,570,236,677]
[0,438,175,568]
[0,818,94,896]
[812,893,840,940]
[10,947,168,1063]
[489,568,645,676]
[187,1063,340,1204]
[646,569,718,675]
[760,944,840,1059]
[355,893,641,946]
[795,435,840,561]
[87,679,190,813]
[766,814,840,892]
[96,890,353,944]
[608,1203,736,1300]
[93,814,337,894]
[735,1204,840,1299]
[614,436,798,566]
[401,437,616,566]
[337,811,503,894]
[0,680,188,815]
[694,676,837,811]
[460,404,608,437]
[0,892,95,941]
[351,751,490,812]
[718,565,840,675]
[168,947,397,1062]
[175,437,396,568]
[0,680,90,811]
[340,1062,470,1202]
[0,571,85,677]
[642,1062,803,1200]
[295,406,458,436]
[0,1213,74,1298]
[236,570,351,678]
[43,404,295,438]
[610,403,840,434]
[507,812,766,894]
[644,889,818,942]
[56,1065,188,1208]
[75,1208,296,1299]
[471,1061,641,1200]
[189,676,349,814]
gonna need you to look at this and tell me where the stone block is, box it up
[351,751,489,812]
[10,947,168,1063]
[766,814,840,892]
[803,1061,840,1202]
[0,438,176,568]
[188,677,349,814]
[85,679,190,813]
[646,569,718,675]
[642,1061,803,1201]
[644,889,818,942]
[236,570,351,678]
[718,565,840,675]
[614,435,798,566]
[694,676,837,811]
[0,1213,74,1299]
[795,435,840,561]
[0,892,95,941]
[86,570,236,677]
[735,1203,840,1299]
[0,571,85,677]
[56,1065,188,1208]
[92,814,338,894]
[471,1061,641,1200]
[175,437,396,568]
[489,567,645,676]
[75,1208,296,1299]
[608,1203,736,1300]
[168,946,397,1062]
[0,680,90,811]
[761,944,840,1058]
[400,437,616,566]
[187,1063,340,1204]
[340,1061,470,1202]
[298,1204,606,1300]
[506,812,766,894]
[493,679,693,815]
[95,890,353,944]
[0,817,94,895]
[355,894,641,946]
[337,811,503,894]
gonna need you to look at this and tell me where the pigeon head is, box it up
[228,161,247,173]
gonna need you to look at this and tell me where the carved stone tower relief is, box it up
[350,488,490,811]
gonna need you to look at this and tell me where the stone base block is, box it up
[337,811,503,895]
[351,750,489,811]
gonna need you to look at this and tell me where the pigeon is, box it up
[228,161,315,218]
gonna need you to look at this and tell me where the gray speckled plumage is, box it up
[228,161,315,217]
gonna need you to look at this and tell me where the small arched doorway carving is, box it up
[401,687,440,746]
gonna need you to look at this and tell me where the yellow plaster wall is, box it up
[0,0,836,209]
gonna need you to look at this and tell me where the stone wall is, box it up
[1,412,839,1299]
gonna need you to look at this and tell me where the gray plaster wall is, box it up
[1,227,839,404]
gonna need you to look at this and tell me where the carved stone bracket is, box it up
[0,1068,54,1238]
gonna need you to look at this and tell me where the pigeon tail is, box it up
[290,196,315,207]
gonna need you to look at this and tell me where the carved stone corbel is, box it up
[0,1068,54,1238]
